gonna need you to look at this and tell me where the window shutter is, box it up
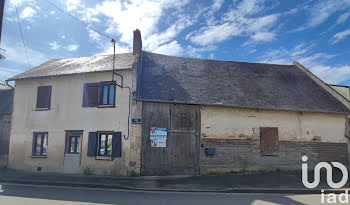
[36,86,52,108]
[82,83,99,107]
[87,132,97,157]
[260,127,279,156]
[112,132,122,158]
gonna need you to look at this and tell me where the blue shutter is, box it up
[87,132,97,157]
[112,132,122,157]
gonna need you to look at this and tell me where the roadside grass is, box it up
[206,168,300,176]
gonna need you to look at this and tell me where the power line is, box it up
[14,0,30,66]
[45,0,114,41]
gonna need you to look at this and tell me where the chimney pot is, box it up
[133,29,142,55]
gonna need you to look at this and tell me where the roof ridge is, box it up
[48,52,133,61]
[142,51,294,66]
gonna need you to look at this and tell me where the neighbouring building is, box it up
[330,84,350,101]
[328,84,350,157]
[0,80,13,166]
[7,30,350,176]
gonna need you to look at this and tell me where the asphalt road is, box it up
[0,183,339,205]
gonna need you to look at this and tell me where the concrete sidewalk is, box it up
[0,168,348,194]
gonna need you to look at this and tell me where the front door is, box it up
[63,131,83,173]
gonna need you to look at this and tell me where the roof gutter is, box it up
[4,80,13,89]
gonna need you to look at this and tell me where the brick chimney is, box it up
[133,29,142,55]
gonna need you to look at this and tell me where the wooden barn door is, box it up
[141,102,200,176]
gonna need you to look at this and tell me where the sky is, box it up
[0,0,350,86]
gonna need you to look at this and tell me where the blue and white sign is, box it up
[132,118,142,124]
[150,127,167,147]
[150,127,167,139]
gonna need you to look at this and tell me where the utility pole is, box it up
[0,0,5,46]
[111,39,116,82]
[0,0,5,59]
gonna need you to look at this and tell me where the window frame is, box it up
[97,132,113,157]
[68,135,80,154]
[98,81,116,107]
[32,132,48,157]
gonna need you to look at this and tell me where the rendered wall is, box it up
[8,70,142,176]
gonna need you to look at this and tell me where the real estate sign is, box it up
[150,126,167,147]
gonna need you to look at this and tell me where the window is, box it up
[82,82,116,107]
[36,86,52,109]
[87,132,122,158]
[68,136,80,154]
[33,132,48,156]
[99,82,115,106]
[98,133,113,156]
[82,83,99,107]
[260,127,279,156]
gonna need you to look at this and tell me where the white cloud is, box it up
[48,41,60,50]
[186,7,279,46]
[310,65,350,85]
[249,48,257,53]
[87,28,101,42]
[66,44,79,51]
[93,0,175,44]
[3,42,49,66]
[185,45,217,58]
[336,12,350,25]
[259,43,350,84]
[331,29,350,44]
[260,43,335,66]
[0,66,25,81]
[306,0,350,27]
[284,8,298,15]
[96,43,129,55]
[61,35,66,39]
[187,22,239,46]
[251,32,275,42]
[20,7,36,19]
[211,0,225,12]
[66,0,81,12]
[188,0,280,46]
[7,0,36,9]
[50,10,55,15]
[153,41,184,56]
[81,0,193,54]
[208,53,214,59]
[233,0,267,17]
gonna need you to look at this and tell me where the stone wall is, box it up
[200,105,348,174]
[200,138,348,174]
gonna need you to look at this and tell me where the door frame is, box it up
[64,130,83,163]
